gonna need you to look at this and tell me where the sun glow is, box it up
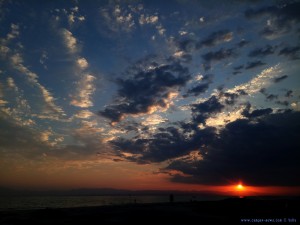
[236,184,244,191]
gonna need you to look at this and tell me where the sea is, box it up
[0,195,224,211]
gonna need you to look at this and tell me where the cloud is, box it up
[237,39,250,48]
[278,46,300,60]
[0,23,20,57]
[245,2,300,39]
[245,60,266,69]
[77,57,89,69]
[199,30,233,48]
[0,112,44,157]
[68,7,85,25]
[285,90,293,98]
[185,74,214,97]
[74,110,94,119]
[229,65,280,95]
[139,14,158,25]
[202,48,236,70]
[186,83,210,97]
[99,61,191,123]
[70,74,96,108]
[166,111,300,186]
[6,77,18,91]
[6,23,19,41]
[191,96,224,124]
[100,4,135,33]
[110,124,216,163]
[141,114,168,126]
[242,104,273,118]
[248,45,276,57]
[274,75,288,83]
[176,39,197,52]
[61,29,78,52]
[10,53,65,116]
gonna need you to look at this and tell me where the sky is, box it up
[0,0,300,195]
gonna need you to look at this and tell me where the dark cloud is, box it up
[285,90,293,98]
[166,111,300,186]
[186,83,210,97]
[199,30,233,48]
[99,61,191,123]
[245,60,266,69]
[234,65,244,70]
[222,92,239,105]
[232,71,242,75]
[191,96,224,124]
[111,125,216,163]
[266,94,278,101]
[185,74,214,97]
[248,45,276,57]
[274,75,288,83]
[110,95,225,163]
[237,40,250,48]
[245,2,300,39]
[176,39,197,52]
[0,113,103,161]
[276,100,289,106]
[242,104,273,118]
[260,88,279,101]
[0,116,44,157]
[202,48,236,71]
[278,46,300,60]
[232,65,244,75]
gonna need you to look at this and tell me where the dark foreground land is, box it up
[0,198,299,225]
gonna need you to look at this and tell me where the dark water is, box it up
[0,195,224,211]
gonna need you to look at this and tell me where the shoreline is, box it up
[0,198,299,224]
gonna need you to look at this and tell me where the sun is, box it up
[236,184,244,191]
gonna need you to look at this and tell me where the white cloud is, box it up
[100,4,135,33]
[40,129,64,147]
[71,6,79,12]
[179,31,188,36]
[0,81,7,105]
[139,14,158,25]
[156,24,166,36]
[10,53,65,115]
[227,65,281,95]
[7,77,18,91]
[0,23,20,56]
[0,46,10,56]
[74,110,94,119]
[70,74,96,108]
[61,29,77,52]
[39,51,48,69]
[291,102,300,111]
[77,57,88,69]
[78,16,85,21]
[141,114,168,126]
[173,50,185,58]
[68,14,75,25]
[6,23,19,41]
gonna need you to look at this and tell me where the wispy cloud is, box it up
[74,110,94,119]
[61,28,78,53]
[227,65,281,95]
[139,14,158,25]
[100,4,135,33]
[70,73,96,108]
[10,53,65,116]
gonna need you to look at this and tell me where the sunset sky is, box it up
[0,0,300,195]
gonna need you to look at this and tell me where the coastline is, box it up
[0,198,298,224]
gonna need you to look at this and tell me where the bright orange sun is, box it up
[236,184,244,191]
